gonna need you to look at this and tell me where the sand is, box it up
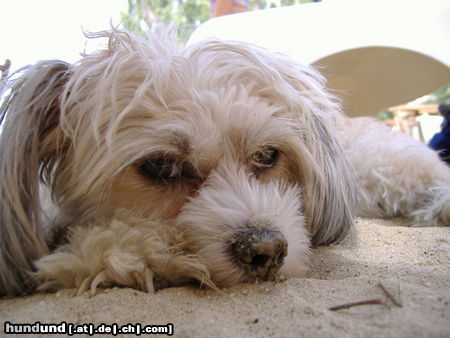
[1,218,449,337]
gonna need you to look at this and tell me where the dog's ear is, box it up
[0,60,71,295]
[257,54,357,246]
[264,57,358,247]
[299,113,358,247]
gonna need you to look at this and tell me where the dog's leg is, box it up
[34,215,215,294]
[336,116,450,226]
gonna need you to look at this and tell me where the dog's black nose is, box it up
[231,229,288,281]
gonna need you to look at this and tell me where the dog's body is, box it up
[0,27,449,296]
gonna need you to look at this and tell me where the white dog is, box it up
[0,27,449,296]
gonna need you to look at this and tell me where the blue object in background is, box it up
[429,104,450,164]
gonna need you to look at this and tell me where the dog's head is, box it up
[0,27,356,294]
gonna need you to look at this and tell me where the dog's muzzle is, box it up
[230,229,288,281]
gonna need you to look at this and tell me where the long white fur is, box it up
[336,116,450,226]
[0,26,448,297]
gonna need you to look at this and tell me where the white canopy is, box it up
[188,0,450,117]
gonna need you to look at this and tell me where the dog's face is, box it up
[107,87,312,286]
[0,28,357,294]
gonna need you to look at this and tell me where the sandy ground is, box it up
[1,218,449,338]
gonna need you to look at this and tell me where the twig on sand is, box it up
[329,282,404,311]
[329,298,386,311]
[378,282,403,307]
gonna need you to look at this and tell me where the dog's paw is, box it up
[34,218,215,295]
[410,186,450,227]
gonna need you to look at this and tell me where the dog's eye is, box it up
[253,147,279,169]
[139,157,182,181]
